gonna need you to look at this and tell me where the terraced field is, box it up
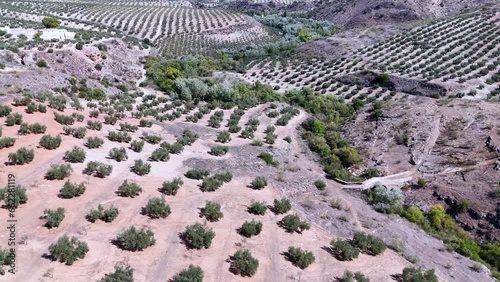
[0,0,274,55]
[243,9,500,100]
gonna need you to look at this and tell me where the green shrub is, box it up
[248,201,267,215]
[273,198,292,214]
[314,179,326,190]
[119,122,138,132]
[59,180,85,198]
[159,178,183,196]
[200,201,223,222]
[108,131,132,143]
[185,168,209,180]
[143,133,162,144]
[341,270,370,282]
[0,105,12,117]
[352,232,387,255]
[330,239,359,261]
[29,123,46,134]
[8,147,34,164]
[150,147,170,161]
[64,146,86,163]
[139,119,153,127]
[402,266,438,282]
[0,137,15,149]
[258,152,278,166]
[285,246,315,269]
[44,208,65,228]
[229,249,259,277]
[279,214,310,233]
[180,223,215,249]
[213,171,232,183]
[46,164,73,180]
[238,220,262,238]
[0,185,27,208]
[104,116,117,125]
[54,113,74,125]
[250,176,267,190]
[143,197,171,219]
[48,236,89,265]
[117,180,142,197]
[36,59,48,68]
[216,131,231,143]
[84,161,113,178]
[114,226,155,251]
[131,159,151,175]
[108,147,128,162]
[39,134,62,150]
[5,113,23,126]
[97,264,134,282]
[171,265,203,282]
[200,176,223,192]
[130,140,145,152]
[85,136,104,148]
[72,127,87,139]
[208,145,228,156]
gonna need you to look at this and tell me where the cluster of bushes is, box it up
[87,120,102,131]
[139,119,153,127]
[248,201,267,215]
[238,220,262,238]
[208,145,228,156]
[216,131,231,143]
[119,122,138,132]
[43,208,65,228]
[279,214,310,233]
[63,126,87,139]
[200,172,232,192]
[131,159,151,175]
[86,136,104,148]
[150,147,169,161]
[54,112,75,125]
[171,265,203,282]
[285,247,315,269]
[0,185,28,208]
[87,204,119,223]
[229,249,259,277]
[114,226,155,251]
[180,223,215,250]
[59,180,86,198]
[208,110,224,128]
[48,236,89,265]
[0,137,15,149]
[8,147,34,165]
[84,161,113,178]
[108,131,132,143]
[64,146,86,163]
[39,134,62,149]
[108,147,128,162]
[97,264,134,282]
[117,180,142,197]
[200,201,223,222]
[159,178,184,196]
[330,232,386,261]
[130,140,145,152]
[273,198,292,214]
[18,123,46,135]
[5,113,23,126]
[46,164,72,180]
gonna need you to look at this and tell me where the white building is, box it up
[40,29,75,41]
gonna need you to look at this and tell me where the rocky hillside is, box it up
[309,0,495,28]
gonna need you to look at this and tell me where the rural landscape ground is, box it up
[0,0,499,282]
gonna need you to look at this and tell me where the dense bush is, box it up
[314,179,326,190]
[143,133,162,144]
[48,236,89,265]
[0,105,12,117]
[54,113,74,125]
[258,152,278,166]
[159,178,184,196]
[130,140,145,152]
[200,201,223,222]
[139,119,153,127]
[402,266,438,282]
[39,134,62,150]
[117,180,143,197]
[114,226,155,251]
[46,164,73,180]
[108,147,128,162]
[180,223,215,249]
[171,265,203,282]
[84,161,113,178]
[208,145,229,156]
[216,131,231,143]
[279,214,310,233]
[8,147,34,165]
[64,146,86,163]
[97,264,134,282]
[108,131,132,143]
[0,185,28,208]
[250,176,267,190]
[330,239,359,261]
[5,113,23,126]
[238,220,262,237]
[85,136,104,148]
[341,270,370,282]
[143,197,171,219]
[0,137,15,149]
[229,249,259,277]
[150,147,170,161]
[352,232,387,256]
[131,159,151,175]
[285,246,315,269]
[119,122,138,132]
[273,198,292,214]
[248,201,267,215]
[199,176,224,192]
[59,180,86,198]
[185,168,209,180]
[87,204,119,223]
[43,208,65,228]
